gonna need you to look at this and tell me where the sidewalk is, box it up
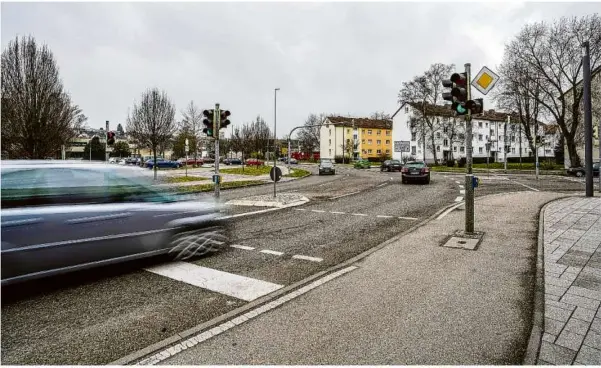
[139,191,584,365]
[538,197,601,365]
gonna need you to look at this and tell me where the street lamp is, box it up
[274,88,280,198]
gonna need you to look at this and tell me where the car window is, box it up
[405,162,425,168]
[391,160,401,164]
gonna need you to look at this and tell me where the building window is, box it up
[511,136,515,142]
[368,139,372,144]
[460,146,465,153]
[386,149,390,153]
[411,132,416,141]
[347,129,351,134]
[436,146,440,152]
[377,149,382,154]
[479,122,483,128]
[362,129,366,134]
[479,134,483,141]
[377,131,381,135]
[479,147,483,154]
[362,139,365,144]
[443,126,448,133]
[411,146,416,155]
[443,139,449,147]
[485,122,488,128]
[454,146,457,152]
[362,149,367,154]
[512,147,516,153]
[353,134,358,140]
[386,140,390,144]
[329,139,331,145]
[368,130,372,135]
[329,129,332,136]
[329,149,332,156]
[368,149,372,154]
[386,131,391,136]
[485,135,489,141]
[377,140,381,145]
[436,132,441,139]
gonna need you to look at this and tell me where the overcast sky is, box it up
[1,1,599,137]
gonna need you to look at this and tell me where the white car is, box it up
[108,157,117,164]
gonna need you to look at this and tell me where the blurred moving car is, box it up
[318,159,335,175]
[0,161,230,286]
[354,159,371,169]
[401,161,430,184]
[381,160,402,172]
[566,162,600,177]
[246,158,264,166]
[146,158,182,169]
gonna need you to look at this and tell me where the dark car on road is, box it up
[381,160,402,172]
[567,162,600,177]
[0,161,230,286]
[224,158,242,165]
[401,161,430,184]
[318,159,335,175]
[146,158,182,169]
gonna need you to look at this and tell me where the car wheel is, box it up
[576,171,584,177]
[425,177,430,184]
[387,167,391,172]
[168,222,230,261]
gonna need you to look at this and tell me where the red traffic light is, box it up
[450,73,467,86]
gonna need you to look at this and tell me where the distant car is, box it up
[224,158,242,165]
[566,162,600,177]
[202,157,215,164]
[354,159,371,169]
[246,158,264,166]
[177,158,204,166]
[146,158,182,169]
[318,160,335,175]
[289,158,298,164]
[401,161,430,184]
[109,157,118,164]
[381,160,402,172]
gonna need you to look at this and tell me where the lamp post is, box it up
[274,88,280,198]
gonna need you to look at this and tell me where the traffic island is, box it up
[225,193,309,208]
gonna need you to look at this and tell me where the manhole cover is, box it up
[442,236,482,250]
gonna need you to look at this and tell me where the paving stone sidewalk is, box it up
[538,197,601,365]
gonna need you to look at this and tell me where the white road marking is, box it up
[292,255,323,262]
[377,183,387,187]
[311,210,326,213]
[353,213,368,216]
[138,265,358,365]
[260,249,284,256]
[455,196,463,202]
[436,201,465,220]
[230,244,255,251]
[330,191,361,200]
[459,189,465,194]
[459,185,465,189]
[144,262,283,302]
[455,180,461,184]
[398,216,419,221]
[511,180,540,192]
[330,211,346,214]
[376,215,394,218]
[294,208,306,211]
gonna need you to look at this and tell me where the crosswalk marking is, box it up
[144,262,283,302]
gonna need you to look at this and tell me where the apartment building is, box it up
[391,102,559,163]
[320,116,393,160]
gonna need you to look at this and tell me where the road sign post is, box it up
[464,63,475,234]
[185,138,189,177]
[214,103,220,198]
[270,166,282,182]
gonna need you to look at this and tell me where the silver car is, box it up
[1,161,230,286]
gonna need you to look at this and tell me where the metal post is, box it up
[505,116,509,173]
[214,103,220,198]
[519,124,522,169]
[274,88,279,198]
[598,117,601,193]
[185,138,189,177]
[464,63,475,234]
[105,121,109,163]
[582,41,594,197]
[288,138,292,173]
[535,119,539,180]
[422,102,426,163]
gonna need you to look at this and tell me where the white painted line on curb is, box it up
[137,265,358,366]
[460,189,465,195]
[330,211,346,214]
[292,255,323,262]
[260,249,284,256]
[144,262,283,302]
[376,215,394,218]
[512,180,540,192]
[436,201,465,220]
[455,196,463,202]
[353,213,368,216]
[398,216,419,221]
[330,191,361,200]
[230,244,255,251]
[311,210,326,213]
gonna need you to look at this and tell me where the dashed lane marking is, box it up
[376,215,394,218]
[292,255,323,262]
[377,183,387,187]
[331,211,346,214]
[311,210,326,213]
[294,208,306,211]
[398,216,419,221]
[230,244,255,251]
[260,249,284,256]
[330,191,361,200]
[353,213,368,216]
[455,196,464,202]
[144,262,283,302]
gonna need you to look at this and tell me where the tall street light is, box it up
[274,88,280,198]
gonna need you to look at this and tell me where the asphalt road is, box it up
[0,165,590,365]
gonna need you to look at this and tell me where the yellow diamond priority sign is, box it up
[471,66,500,95]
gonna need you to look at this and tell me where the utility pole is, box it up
[274,88,280,198]
[582,41,594,197]
[464,63,475,233]
[214,103,220,198]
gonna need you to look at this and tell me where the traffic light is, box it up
[203,109,214,137]
[219,110,231,130]
[107,131,115,145]
[442,73,468,116]
[466,98,484,115]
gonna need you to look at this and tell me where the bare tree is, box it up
[126,88,176,179]
[1,35,86,159]
[297,113,325,154]
[503,14,601,167]
[399,63,455,165]
[370,111,391,120]
[180,100,203,162]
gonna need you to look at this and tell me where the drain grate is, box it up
[441,231,484,251]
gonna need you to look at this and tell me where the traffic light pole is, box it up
[582,41,594,197]
[504,116,509,173]
[214,103,220,198]
[464,63,475,234]
[105,120,109,163]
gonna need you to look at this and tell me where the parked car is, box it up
[0,161,230,286]
[246,158,264,166]
[177,158,204,166]
[401,161,430,184]
[109,157,118,164]
[318,159,336,175]
[224,158,242,165]
[202,157,215,164]
[146,158,182,169]
[354,159,371,169]
[566,162,600,177]
[381,160,402,172]
[289,158,298,164]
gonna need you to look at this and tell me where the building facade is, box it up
[391,102,559,164]
[320,116,393,160]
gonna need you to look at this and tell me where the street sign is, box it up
[394,141,410,152]
[270,166,282,182]
[185,138,189,153]
[471,66,500,95]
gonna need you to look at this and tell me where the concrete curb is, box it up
[108,198,469,366]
